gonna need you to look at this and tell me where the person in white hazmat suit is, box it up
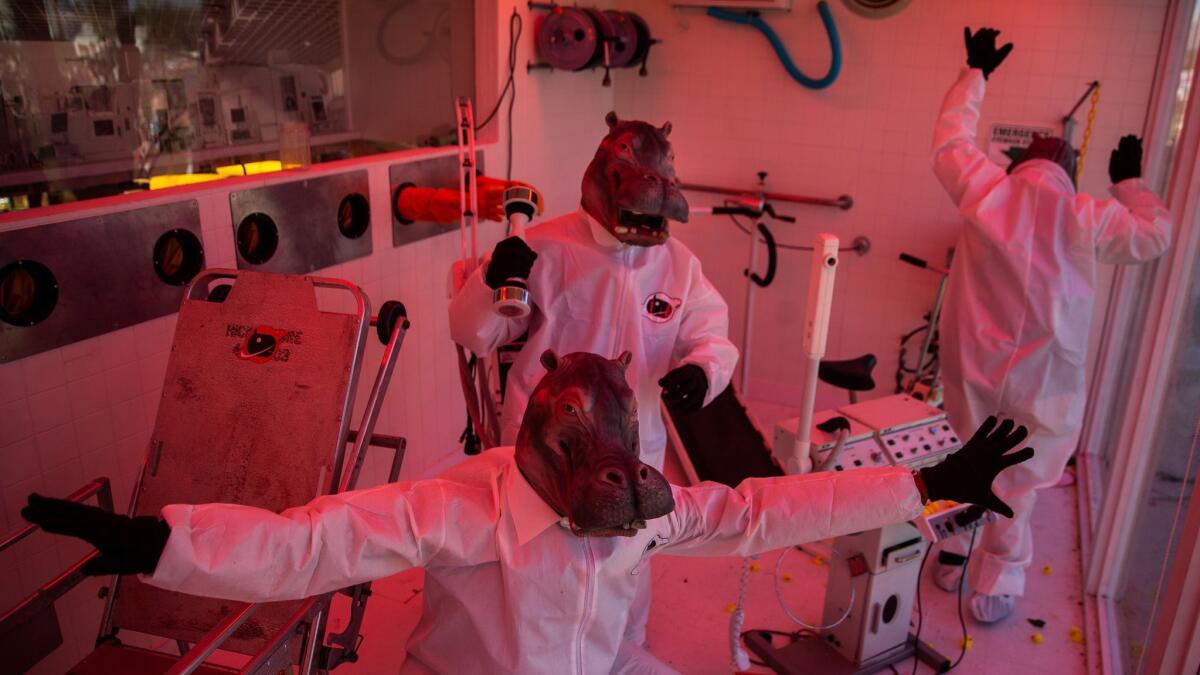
[448,112,739,651]
[23,351,1035,674]
[930,27,1174,623]
[449,111,738,470]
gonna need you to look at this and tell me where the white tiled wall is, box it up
[613,0,1170,411]
[487,0,617,210]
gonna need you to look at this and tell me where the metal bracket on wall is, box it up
[228,170,372,274]
[0,201,203,363]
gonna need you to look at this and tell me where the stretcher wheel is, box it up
[376,300,409,345]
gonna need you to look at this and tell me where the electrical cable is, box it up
[947,528,979,671]
[910,543,934,675]
[730,557,753,671]
[774,545,854,630]
[909,528,977,674]
[476,9,522,153]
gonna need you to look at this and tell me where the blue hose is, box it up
[707,1,841,90]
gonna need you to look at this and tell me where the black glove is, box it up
[918,417,1035,518]
[659,364,708,413]
[21,494,170,576]
[1109,134,1143,184]
[964,27,1013,79]
[484,237,538,290]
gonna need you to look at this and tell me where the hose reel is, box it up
[530,4,657,85]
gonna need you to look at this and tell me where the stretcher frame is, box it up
[0,269,411,674]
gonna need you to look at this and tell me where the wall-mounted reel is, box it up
[528,3,658,86]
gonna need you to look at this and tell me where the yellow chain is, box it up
[1076,84,1101,184]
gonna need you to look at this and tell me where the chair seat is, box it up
[70,642,239,675]
[819,354,877,392]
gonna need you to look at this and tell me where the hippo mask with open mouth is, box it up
[516,350,675,537]
[581,112,689,246]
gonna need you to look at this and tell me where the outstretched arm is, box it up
[24,479,499,603]
[661,417,1033,557]
[661,466,924,558]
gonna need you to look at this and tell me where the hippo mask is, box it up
[581,112,689,246]
[516,350,675,537]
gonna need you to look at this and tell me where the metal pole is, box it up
[909,274,949,394]
[340,317,410,493]
[298,605,327,675]
[164,603,259,675]
[740,224,760,394]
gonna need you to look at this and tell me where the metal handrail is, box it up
[340,308,410,493]
[0,550,100,630]
[680,181,853,210]
[0,477,116,670]
[0,477,114,553]
[237,597,324,674]
[164,602,260,675]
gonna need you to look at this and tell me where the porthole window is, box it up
[0,260,58,327]
[337,193,370,239]
[153,229,205,286]
[392,182,415,225]
[236,212,279,265]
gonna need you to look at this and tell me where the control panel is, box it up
[772,410,890,472]
[773,394,962,473]
[913,501,996,543]
[843,395,961,469]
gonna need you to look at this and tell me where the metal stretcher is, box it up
[0,269,411,674]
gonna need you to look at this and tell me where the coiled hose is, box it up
[707,1,841,90]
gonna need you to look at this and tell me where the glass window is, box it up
[1158,1,1200,194]
[1112,7,1200,669]
[1113,230,1200,673]
[0,0,474,212]
[1089,1,1200,533]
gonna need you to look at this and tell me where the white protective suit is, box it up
[448,207,740,473]
[931,68,1173,596]
[146,446,923,674]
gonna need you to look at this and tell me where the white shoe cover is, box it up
[933,560,964,593]
[970,593,1016,623]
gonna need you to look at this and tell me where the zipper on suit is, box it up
[576,538,597,674]
[612,247,631,357]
